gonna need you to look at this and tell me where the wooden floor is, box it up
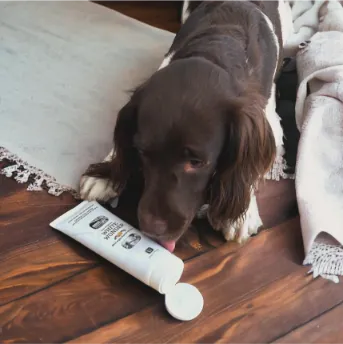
[1,2,343,343]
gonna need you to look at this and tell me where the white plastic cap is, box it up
[165,283,204,321]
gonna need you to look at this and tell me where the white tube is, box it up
[50,201,184,294]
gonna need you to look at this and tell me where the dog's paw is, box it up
[222,214,262,243]
[79,175,117,201]
[222,198,263,243]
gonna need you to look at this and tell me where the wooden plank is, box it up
[0,239,97,306]
[70,268,343,344]
[0,224,224,307]
[68,219,343,344]
[0,176,78,257]
[0,264,161,343]
[274,302,343,343]
[63,218,304,344]
[68,273,343,344]
[1,247,232,344]
[0,203,228,342]
[0,177,100,306]
[0,174,225,306]
[257,179,297,229]
[164,272,343,343]
[3,213,293,343]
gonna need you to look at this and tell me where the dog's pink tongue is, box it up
[159,240,176,253]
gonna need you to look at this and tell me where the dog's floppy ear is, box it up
[207,88,276,229]
[111,88,142,195]
[83,84,144,196]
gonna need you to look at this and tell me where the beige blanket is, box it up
[0,1,173,195]
[288,0,343,282]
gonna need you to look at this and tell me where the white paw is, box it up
[222,213,262,243]
[79,175,117,201]
[222,196,263,243]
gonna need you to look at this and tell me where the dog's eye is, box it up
[189,159,205,168]
[183,148,206,171]
[184,159,205,172]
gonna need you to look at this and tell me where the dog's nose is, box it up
[139,213,168,236]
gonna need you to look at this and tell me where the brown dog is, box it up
[80,1,289,252]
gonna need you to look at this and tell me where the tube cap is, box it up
[165,283,204,321]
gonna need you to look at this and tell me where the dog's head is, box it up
[111,58,275,250]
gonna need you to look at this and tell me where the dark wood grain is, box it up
[0,227,230,343]
[0,218,295,343]
[67,218,307,344]
[257,179,297,229]
[70,271,343,344]
[2,2,341,343]
[275,302,343,343]
[0,238,97,306]
[0,173,298,343]
[0,265,158,343]
[0,177,77,256]
[0,166,228,307]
